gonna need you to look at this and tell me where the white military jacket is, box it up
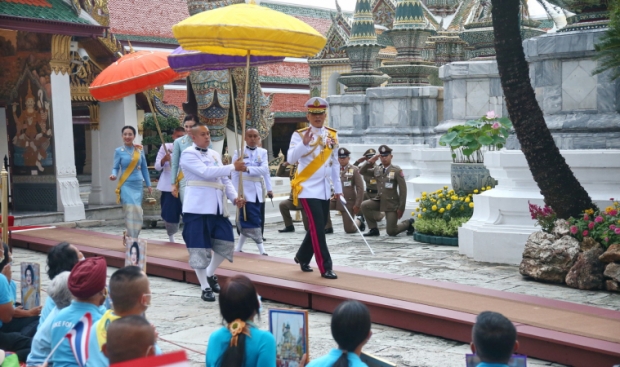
[154,142,174,192]
[231,147,269,203]
[179,144,237,215]
[287,125,342,200]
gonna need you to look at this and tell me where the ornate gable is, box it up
[372,0,395,29]
[316,23,349,60]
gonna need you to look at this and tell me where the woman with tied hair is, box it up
[26,271,72,367]
[205,275,276,367]
[307,300,372,367]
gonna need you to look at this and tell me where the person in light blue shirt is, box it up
[205,275,276,367]
[307,300,372,367]
[171,115,197,202]
[26,271,72,367]
[109,126,152,239]
[470,311,520,367]
[50,257,107,367]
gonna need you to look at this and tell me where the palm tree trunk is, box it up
[490,0,596,219]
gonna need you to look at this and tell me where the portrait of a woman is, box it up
[21,264,40,310]
[130,242,140,267]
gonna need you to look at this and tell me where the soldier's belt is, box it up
[366,189,378,194]
[186,180,229,217]
[242,175,267,199]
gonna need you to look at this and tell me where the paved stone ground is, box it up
[11,212,620,366]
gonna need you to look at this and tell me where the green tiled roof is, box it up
[115,34,179,45]
[262,1,352,19]
[0,0,91,24]
[274,112,306,118]
[259,76,309,85]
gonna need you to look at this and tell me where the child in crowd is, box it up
[470,311,520,367]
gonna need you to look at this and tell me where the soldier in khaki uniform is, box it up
[330,148,366,233]
[355,148,385,222]
[277,161,333,233]
[361,145,414,237]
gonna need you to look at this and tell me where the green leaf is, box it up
[439,131,458,145]
[478,135,494,145]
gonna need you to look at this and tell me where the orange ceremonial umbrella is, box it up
[90,50,189,153]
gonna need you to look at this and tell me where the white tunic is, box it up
[179,144,237,215]
[231,147,269,203]
[287,126,342,200]
[154,142,174,192]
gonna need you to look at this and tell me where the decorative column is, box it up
[338,0,389,94]
[309,64,322,98]
[378,0,437,86]
[50,35,85,221]
[89,95,138,205]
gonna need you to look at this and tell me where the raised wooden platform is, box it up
[10,227,620,367]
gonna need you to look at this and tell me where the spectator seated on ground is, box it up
[470,311,520,367]
[26,271,71,367]
[0,245,41,338]
[307,300,371,367]
[87,266,160,367]
[50,257,107,367]
[40,242,83,325]
[205,275,277,367]
[103,315,156,365]
[0,243,33,362]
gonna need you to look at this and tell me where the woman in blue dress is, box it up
[109,126,152,239]
[205,275,276,367]
[307,300,372,367]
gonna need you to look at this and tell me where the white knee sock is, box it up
[207,252,226,277]
[235,234,247,252]
[168,235,175,243]
[194,268,209,290]
[256,242,265,254]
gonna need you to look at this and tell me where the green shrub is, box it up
[142,113,181,165]
[414,217,470,237]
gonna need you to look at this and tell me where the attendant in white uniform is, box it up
[154,127,185,242]
[171,115,197,202]
[180,124,246,302]
[287,97,341,280]
[232,128,270,255]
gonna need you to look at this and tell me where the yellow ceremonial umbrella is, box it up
[172,0,326,218]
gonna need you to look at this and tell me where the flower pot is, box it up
[450,163,495,194]
[413,232,458,246]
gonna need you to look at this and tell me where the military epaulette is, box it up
[326,126,337,133]
[296,127,309,133]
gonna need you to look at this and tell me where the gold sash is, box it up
[95,310,121,349]
[291,132,335,206]
[115,148,141,204]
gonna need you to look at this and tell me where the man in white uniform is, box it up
[154,127,185,242]
[287,97,341,279]
[180,123,246,302]
[232,128,270,255]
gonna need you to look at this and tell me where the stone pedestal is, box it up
[459,150,620,265]
[327,94,369,143]
[50,72,85,221]
[89,96,138,205]
[408,147,452,205]
[437,60,507,133]
[522,29,620,150]
[363,86,442,145]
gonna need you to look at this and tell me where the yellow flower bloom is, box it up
[469,202,474,208]
[439,208,445,213]
[449,190,455,194]
[416,208,420,212]
[465,197,471,203]
[423,208,427,212]
[418,214,422,218]
[606,206,614,213]
[446,204,451,210]
[438,193,444,198]
[585,208,595,215]
[473,189,479,194]
[422,192,427,196]
[415,198,420,202]
[481,187,486,191]
[432,205,437,211]
[486,186,491,190]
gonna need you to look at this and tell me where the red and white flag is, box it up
[110,350,190,367]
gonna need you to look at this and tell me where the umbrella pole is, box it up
[239,51,251,221]
[229,72,242,224]
[146,96,170,155]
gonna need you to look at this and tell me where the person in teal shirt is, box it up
[307,300,372,367]
[205,275,276,367]
[50,257,108,367]
[470,311,520,367]
[171,115,197,202]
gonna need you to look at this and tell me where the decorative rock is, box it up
[603,262,620,283]
[565,245,605,290]
[580,237,600,252]
[519,232,580,283]
[599,244,620,263]
[552,219,570,237]
[606,279,620,292]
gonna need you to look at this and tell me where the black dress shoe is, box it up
[278,226,295,233]
[321,270,338,279]
[325,227,334,234]
[201,288,216,302]
[406,218,416,235]
[262,237,267,241]
[206,275,220,293]
[261,253,269,256]
[358,216,366,232]
[294,257,313,272]
[364,228,380,237]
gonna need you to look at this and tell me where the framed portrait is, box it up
[125,237,147,272]
[20,262,41,310]
[360,352,396,367]
[466,354,527,367]
[268,308,308,367]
